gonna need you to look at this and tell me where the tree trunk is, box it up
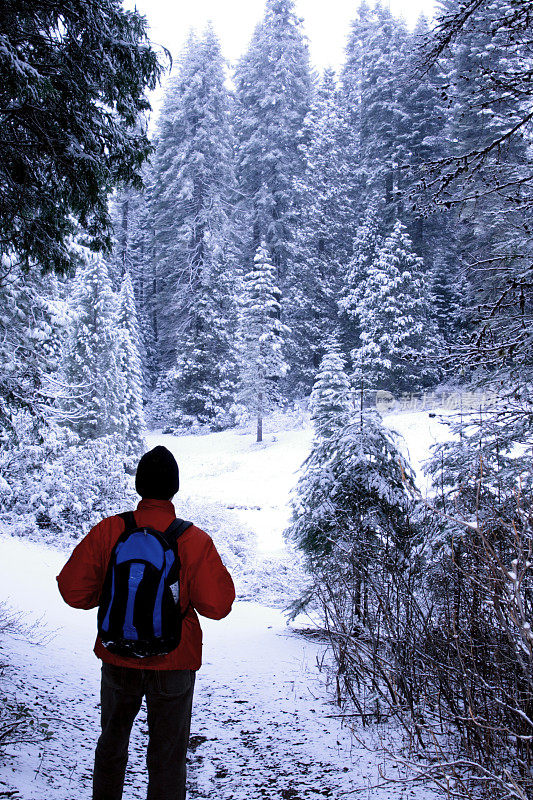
[121,198,129,275]
[257,392,263,442]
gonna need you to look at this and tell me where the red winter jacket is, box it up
[56,498,235,670]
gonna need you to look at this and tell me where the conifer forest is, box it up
[1,1,533,798]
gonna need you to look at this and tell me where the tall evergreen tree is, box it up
[239,244,289,442]
[341,4,408,225]
[430,254,473,350]
[149,25,238,377]
[285,69,357,395]
[234,0,312,278]
[388,13,459,290]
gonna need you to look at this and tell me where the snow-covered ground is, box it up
[383,408,455,497]
[149,422,313,555]
[0,410,448,799]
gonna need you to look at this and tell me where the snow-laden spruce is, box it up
[148,24,239,426]
[287,341,416,620]
[238,244,289,442]
[352,221,442,393]
[235,0,312,276]
[286,69,356,395]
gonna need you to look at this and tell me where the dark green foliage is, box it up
[0,0,164,273]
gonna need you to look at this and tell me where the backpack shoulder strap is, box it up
[119,511,137,532]
[164,518,193,542]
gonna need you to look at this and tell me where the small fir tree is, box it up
[309,338,353,442]
[287,347,416,620]
[239,244,289,442]
[354,220,442,393]
[61,249,123,440]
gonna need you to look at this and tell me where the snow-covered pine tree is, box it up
[234,0,312,279]
[287,342,416,620]
[309,337,353,443]
[61,249,124,441]
[116,271,146,470]
[336,4,454,366]
[287,341,352,563]
[285,70,357,395]
[354,220,442,393]
[341,4,408,225]
[239,244,289,442]
[338,200,385,355]
[149,25,238,381]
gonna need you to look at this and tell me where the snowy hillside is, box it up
[150,408,453,604]
[154,407,452,549]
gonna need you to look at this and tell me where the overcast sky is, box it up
[124,0,436,122]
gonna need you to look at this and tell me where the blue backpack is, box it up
[97,511,192,658]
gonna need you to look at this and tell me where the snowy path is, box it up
[0,535,432,800]
[0,416,444,798]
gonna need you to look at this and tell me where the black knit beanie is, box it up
[135,446,180,500]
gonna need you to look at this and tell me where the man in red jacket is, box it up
[57,445,235,800]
